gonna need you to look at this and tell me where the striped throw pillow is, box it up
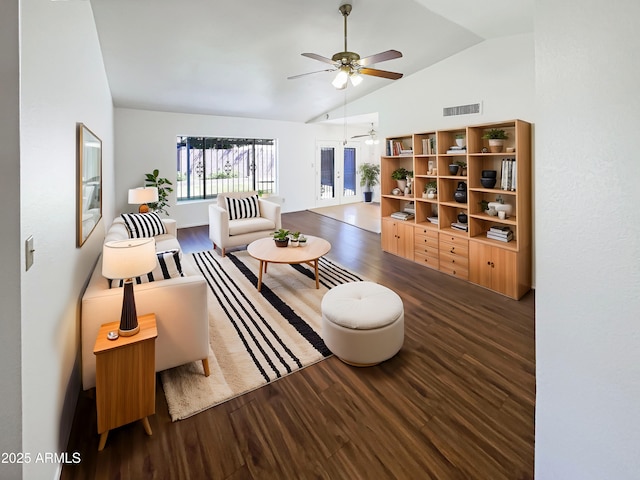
[109,249,183,288]
[121,212,167,238]
[225,195,259,220]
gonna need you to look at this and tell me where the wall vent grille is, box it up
[443,102,482,117]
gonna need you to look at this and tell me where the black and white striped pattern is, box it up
[122,212,167,238]
[109,249,183,288]
[191,250,362,382]
[225,195,259,220]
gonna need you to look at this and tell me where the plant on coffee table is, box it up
[272,228,290,247]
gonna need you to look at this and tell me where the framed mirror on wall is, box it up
[77,123,102,247]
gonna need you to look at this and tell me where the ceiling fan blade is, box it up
[359,49,403,66]
[351,134,369,138]
[287,68,336,80]
[301,52,336,65]
[360,68,403,80]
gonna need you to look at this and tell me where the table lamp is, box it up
[102,238,157,336]
[128,187,158,213]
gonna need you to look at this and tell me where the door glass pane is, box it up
[320,147,335,200]
[343,147,356,198]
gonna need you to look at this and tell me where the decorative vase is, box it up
[448,164,460,175]
[488,139,504,153]
[457,212,468,224]
[454,182,467,203]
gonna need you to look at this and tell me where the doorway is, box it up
[315,141,360,207]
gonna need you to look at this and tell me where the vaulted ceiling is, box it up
[91,0,533,124]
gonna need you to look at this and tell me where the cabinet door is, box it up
[469,242,518,298]
[469,242,493,288]
[381,218,397,254]
[396,223,415,259]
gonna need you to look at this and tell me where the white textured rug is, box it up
[160,249,364,421]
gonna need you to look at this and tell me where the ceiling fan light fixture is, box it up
[349,71,363,87]
[365,137,380,145]
[332,67,349,89]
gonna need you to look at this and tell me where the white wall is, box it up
[534,1,640,479]
[0,2,23,479]
[114,108,343,228]
[19,1,114,479]
[322,33,535,138]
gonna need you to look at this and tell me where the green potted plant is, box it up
[423,180,437,199]
[357,163,380,203]
[456,160,467,176]
[455,133,466,148]
[298,234,307,247]
[391,167,411,192]
[144,169,174,215]
[272,228,290,247]
[289,231,301,247]
[481,129,509,153]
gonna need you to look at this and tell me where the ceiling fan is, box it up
[288,3,403,89]
[351,123,380,145]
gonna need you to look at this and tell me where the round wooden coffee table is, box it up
[247,236,331,291]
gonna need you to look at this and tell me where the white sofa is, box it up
[81,216,210,390]
[209,191,281,256]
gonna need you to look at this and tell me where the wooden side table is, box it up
[93,313,157,451]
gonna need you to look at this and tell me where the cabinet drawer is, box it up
[439,241,469,258]
[414,245,439,260]
[439,262,468,279]
[415,231,438,248]
[440,251,469,269]
[414,251,439,269]
[439,233,469,248]
[415,227,438,239]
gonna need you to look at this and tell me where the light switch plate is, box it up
[25,235,34,271]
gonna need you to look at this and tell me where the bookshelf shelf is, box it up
[380,119,531,299]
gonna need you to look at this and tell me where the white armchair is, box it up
[209,192,281,256]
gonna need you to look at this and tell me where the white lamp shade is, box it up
[128,187,158,205]
[349,72,363,86]
[332,68,349,89]
[102,238,157,279]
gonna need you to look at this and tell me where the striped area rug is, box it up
[160,249,364,421]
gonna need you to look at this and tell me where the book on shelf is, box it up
[391,211,414,221]
[500,158,517,191]
[489,225,512,235]
[487,232,513,242]
[446,146,467,154]
[426,216,439,225]
[388,140,408,156]
[451,222,468,232]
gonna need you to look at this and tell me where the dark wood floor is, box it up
[63,210,535,480]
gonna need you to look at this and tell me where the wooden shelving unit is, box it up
[380,119,532,299]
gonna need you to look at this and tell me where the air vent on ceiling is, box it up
[443,102,482,117]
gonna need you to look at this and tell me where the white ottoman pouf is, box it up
[321,281,404,366]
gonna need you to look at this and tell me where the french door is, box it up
[315,141,360,207]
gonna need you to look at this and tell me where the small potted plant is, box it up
[456,161,467,176]
[272,228,290,247]
[289,231,301,247]
[423,181,437,199]
[455,133,466,148]
[482,129,509,153]
[298,234,307,247]
[357,163,380,203]
[391,167,410,191]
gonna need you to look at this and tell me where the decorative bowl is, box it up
[480,177,497,188]
[482,170,497,178]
